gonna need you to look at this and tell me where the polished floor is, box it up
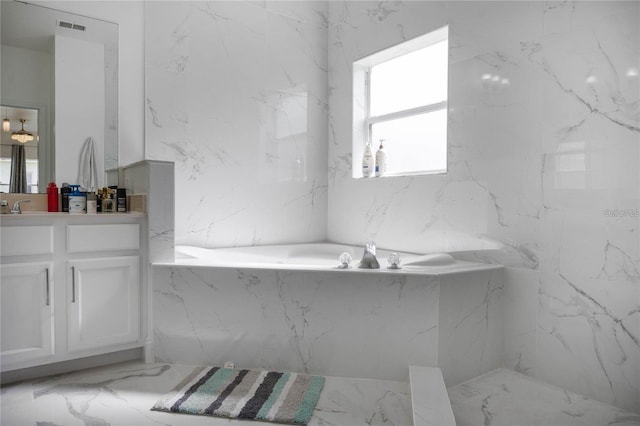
[2,362,639,426]
[0,361,413,426]
[448,368,640,426]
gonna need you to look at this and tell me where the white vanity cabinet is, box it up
[67,256,140,353]
[0,262,54,365]
[0,214,146,372]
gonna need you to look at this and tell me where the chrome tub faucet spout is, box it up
[359,240,380,269]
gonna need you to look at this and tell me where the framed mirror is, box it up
[0,0,118,193]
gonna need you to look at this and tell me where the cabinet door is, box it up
[67,256,140,353]
[1,262,54,367]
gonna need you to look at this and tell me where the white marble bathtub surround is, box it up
[438,268,505,387]
[327,0,639,413]
[502,267,539,378]
[145,1,329,249]
[153,266,439,382]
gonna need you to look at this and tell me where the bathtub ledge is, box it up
[152,259,503,276]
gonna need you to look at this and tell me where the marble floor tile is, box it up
[1,361,413,426]
[1,381,35,426]
[448,368,640,426]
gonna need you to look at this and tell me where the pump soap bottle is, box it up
[375,139,387,177]
[362,141,374,178]
[68,185,86,214]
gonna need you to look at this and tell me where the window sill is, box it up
[353,169,447,180]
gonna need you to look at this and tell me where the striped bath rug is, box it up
[151,366,325,425]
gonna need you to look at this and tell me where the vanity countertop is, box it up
[1,212,145,218]
[1,212,145,227]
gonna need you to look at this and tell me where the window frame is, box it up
[352,25,449,179]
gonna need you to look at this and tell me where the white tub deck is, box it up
[156,242,500,276]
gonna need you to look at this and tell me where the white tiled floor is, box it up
[1,361,413,426]
[4,362,639,426]
[448,369,640,426]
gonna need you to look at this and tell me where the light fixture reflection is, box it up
[2,108,9,132]
[11,118,35,143]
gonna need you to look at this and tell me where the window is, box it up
[353,26,448,178]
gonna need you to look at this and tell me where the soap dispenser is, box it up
[375,139,387,177]
[362,141,374,178]
[68,185,86,214]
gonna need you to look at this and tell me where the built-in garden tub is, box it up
[152,242,504,388]
[174,242,480,272]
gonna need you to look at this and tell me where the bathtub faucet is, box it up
[358,240,380,269]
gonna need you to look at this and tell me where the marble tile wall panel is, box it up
[145,1,328,249]
[502,267,539,378]
[327,0,639,412]
[438,268,505,387]
[153,266,439,382]
[121,160,175,263]
[143,0,639,413]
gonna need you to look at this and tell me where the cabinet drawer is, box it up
[67,224,140,253]
[1,226,54,256]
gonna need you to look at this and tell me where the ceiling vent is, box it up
[57,20,86,32]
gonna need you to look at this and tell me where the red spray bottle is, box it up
[47,182,58,212]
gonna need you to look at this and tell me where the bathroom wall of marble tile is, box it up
[145,1,329,248]
[327,1,639,413]
[143,0,638,413]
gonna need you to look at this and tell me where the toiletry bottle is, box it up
[86,192,97,214]
[68,185,86,214]
[109,186,118,213]
[101,188,110,213]
[102,187,114,213]
[96,188,102,213]
[362,141,374,177]
[117,188,127,213]
[375,139,387,177]
[61,183,71,212]
[47,182,58,212]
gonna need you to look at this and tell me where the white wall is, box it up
[1,44,53,189]
[145,1,328,248]
[1,45,52,112]
[54,35,104,186]
[31,0,145,167]
[328,0,639,414]
[0,46,52,163]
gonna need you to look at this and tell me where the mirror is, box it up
[0,105,41,193]
[0,0,118,193]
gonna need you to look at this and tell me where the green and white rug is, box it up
[152,366,325,425]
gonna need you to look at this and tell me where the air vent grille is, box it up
[57,20,86,32]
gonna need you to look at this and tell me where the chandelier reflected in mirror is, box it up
[11,118,34,144]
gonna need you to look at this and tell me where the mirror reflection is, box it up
[0,106,39,193]
[0,0,118,193]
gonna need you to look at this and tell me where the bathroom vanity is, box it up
[0,212,146,372]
